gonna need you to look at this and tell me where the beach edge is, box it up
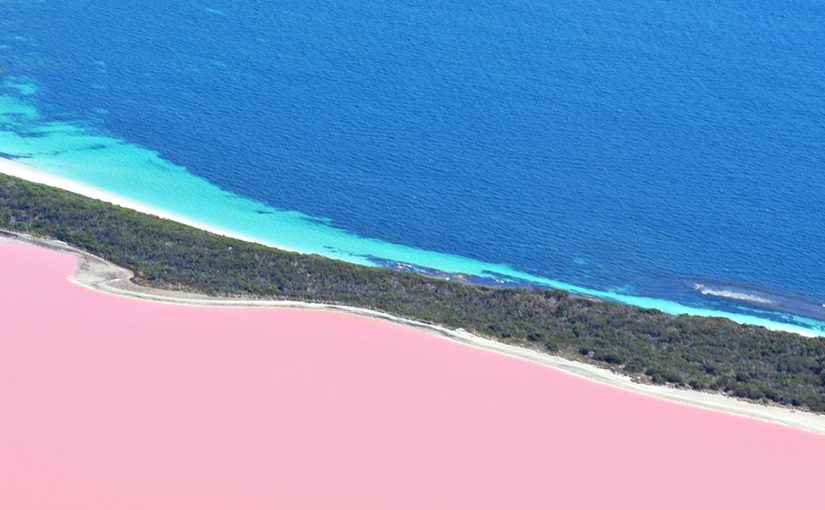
[1,155,822,339]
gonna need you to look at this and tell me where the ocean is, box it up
[1,0,824,335]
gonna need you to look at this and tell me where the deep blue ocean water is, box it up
[1,0,824,333]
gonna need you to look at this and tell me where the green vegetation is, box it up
[2,174,824,411]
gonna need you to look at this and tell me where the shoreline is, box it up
[0,156,291,251]
[3,229,825,436]
[1,156,822,338]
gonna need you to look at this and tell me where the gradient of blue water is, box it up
[1,1,824,333]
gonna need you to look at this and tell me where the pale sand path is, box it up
[2,230,824,436]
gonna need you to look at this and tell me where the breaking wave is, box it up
[693,284,775,305]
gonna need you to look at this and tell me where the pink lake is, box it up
[1,239,824,509]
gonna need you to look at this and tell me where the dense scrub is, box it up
[2,174,824,411]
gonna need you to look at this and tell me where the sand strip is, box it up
[0,157,272,247]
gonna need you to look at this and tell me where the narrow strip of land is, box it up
[4,231,824,436]
[3,170,825,415]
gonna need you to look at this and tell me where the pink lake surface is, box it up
[1,240,824,509]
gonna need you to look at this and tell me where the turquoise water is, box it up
[1,1,824,336]
[1,89,820,337]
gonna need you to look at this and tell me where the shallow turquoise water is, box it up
[1,0,823,336]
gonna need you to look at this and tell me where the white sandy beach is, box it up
[0,157,273,248]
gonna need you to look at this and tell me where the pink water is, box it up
[1,240,823,509]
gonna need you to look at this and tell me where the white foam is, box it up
[693,284,774,305]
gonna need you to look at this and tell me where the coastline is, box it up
[1,156,823,338]
[3,229,824,436]
[0,156,283,251]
